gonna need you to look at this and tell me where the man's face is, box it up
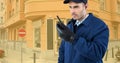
[69,2,87,20]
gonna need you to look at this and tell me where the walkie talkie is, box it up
[57,16,62,23]
[56,16,66,30]
[56,16,75,42]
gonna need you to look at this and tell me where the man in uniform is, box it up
[57,0,109,63]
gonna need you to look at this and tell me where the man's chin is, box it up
[72,18,78,20]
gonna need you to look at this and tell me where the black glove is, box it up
[56,16,75,42]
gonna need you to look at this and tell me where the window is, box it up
[8,9,14,18]
[94,0,99,2]
[0,17,3,23]
[0,3,4,11]
[9,11,11,18]
[34,28,40,48]
[16,0,19,2]
[16,0,19,13]
[99,0,106,10]
[33,20,41,48]
[12,9,14,16]
[10,0,12,3]
[117,0,120,13]
[112,22,118,40]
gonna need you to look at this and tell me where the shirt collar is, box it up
[75,14,89,26]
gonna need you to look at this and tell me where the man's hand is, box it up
[56,16,75,42]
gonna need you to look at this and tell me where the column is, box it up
[25,19,34,48]
[40,17,47,51]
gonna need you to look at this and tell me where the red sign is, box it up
[18,29,26,37]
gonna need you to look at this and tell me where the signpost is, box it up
[18,29,26,63]
[18,29,36,63]
[18,29,26,37]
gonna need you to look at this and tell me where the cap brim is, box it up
[63,1,69,4]
[63,0,84,4]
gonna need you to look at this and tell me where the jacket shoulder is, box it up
[92,16,107,27]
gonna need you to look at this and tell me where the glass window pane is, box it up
[99,0,106,10]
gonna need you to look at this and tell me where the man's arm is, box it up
[73,24,109,62]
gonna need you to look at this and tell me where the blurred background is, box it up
[0,0,120,63]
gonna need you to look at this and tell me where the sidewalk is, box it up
[0,49,58,63]
[1,46,120,63]
[1,49,120,63]
[103,58,120,63]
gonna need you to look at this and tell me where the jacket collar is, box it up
[67,13,94,34]
[82,13,94,26]
[68,13,94,26]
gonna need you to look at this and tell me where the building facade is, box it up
[0,0,6,42]
[0,0,120,56]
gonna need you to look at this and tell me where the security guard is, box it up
[57,0,109,63]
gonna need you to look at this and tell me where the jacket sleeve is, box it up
[73,24,109,62]
[58,40,65,63]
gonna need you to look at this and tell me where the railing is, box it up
[0,40,41,63]
[104,40,120,62]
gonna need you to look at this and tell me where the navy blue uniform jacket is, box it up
[58,13,109,63]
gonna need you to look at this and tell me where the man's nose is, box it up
[70,8,75,13]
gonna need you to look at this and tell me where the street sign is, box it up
[18,29,26,37]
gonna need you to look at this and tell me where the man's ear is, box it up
[85,3,88,9]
